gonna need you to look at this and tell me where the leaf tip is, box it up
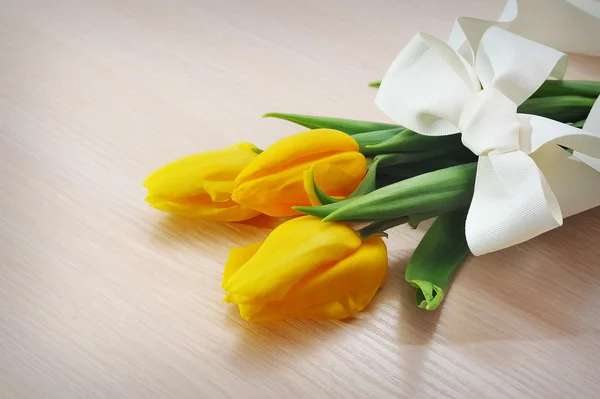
[409,280,444,310]
[292,205,310,213]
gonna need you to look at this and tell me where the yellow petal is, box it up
[232,168,307,216]
[238,236,388,322]
[222,241,263,288]
[313,152,367,196]
[224,216,361,302]
[146,194,260,221]
[144,143,258,201]
[232,152,366,217]
[235,214,287,229]
[303,166,322,206]
[234,129,358,184]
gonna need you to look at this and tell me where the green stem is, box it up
[365,129,463,153]
[374,146,462,167]
[529,80,600,99]
[517,96,595,123]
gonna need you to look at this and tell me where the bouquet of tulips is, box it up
[144,78,600,321]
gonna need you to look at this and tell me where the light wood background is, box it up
[2,1,600,398]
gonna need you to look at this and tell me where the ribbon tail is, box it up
[572,96,600,173]
[532,144,600,218]
[522,112,600,159]
[449,0,600,57]
[466,152,562,255]
[504,0,600,56]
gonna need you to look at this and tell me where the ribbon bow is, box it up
[376,26,600,255]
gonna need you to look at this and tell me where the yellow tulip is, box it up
[222,216,388,322]
[144,143,262,221]
[231,129,367,217]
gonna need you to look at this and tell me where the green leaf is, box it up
[357,217,408,240]
[348,158,380,198]
[298,158,381,210]
[323,163,477,222]
[352,128,405,155]
[263,113,400,135]
[302,165,338,205]
[573,119,586,128]
[366,129,463,153]
[530,80,600,99]
[368,81,381,88]
[406,209,471,310]
[517,96,595,123]
[293,199,351,218]
[408,212,439,229]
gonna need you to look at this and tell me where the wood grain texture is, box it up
[1,1,600,398]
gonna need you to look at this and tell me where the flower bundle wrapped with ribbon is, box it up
[144,0,600,320]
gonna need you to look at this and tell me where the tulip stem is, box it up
[517,96,594,123]
[529,80,600,99]
[358,217,408,239]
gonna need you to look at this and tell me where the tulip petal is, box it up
[303,166,323,206]
[234,129,359,184]
[144,143,258,201]
[235,214,286,229]
[232,152,366,217]
[146,194,260,221]
[224,216,362,302]
[222,242,263,288]
[236,236,388,321]
[313,152,367,195]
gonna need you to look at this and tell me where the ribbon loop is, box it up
[474,27,568,105]
[376,32,478,136]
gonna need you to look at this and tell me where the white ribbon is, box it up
[376,26,600,255]
[448,0,600,64]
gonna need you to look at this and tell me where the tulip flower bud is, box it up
[232,129,367,217]
[222,216,388,322]
[144,143,261,221]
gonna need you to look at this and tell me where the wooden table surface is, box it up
[2,1,600,398]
